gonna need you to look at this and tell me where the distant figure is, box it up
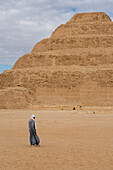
[60,106,63,110]
[28,115,40,146]
[80,105,82,109]
[73,107,76,110]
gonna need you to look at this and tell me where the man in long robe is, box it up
[28,115,40,146]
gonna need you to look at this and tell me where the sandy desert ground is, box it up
[0,108,113,170]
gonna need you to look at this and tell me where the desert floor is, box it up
[0,108,113,170]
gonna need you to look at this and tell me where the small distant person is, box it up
[28,115,40,146]
[61,106,63,110]
[73,107,76,110]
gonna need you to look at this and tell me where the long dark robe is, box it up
[28,119,40,145]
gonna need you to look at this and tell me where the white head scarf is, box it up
[31,115,35,119]
[31,114,37,129]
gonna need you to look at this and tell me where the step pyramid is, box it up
[0,12,113,109]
